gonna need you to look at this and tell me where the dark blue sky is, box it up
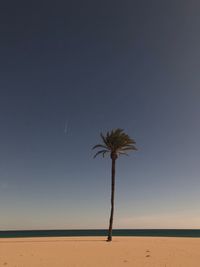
[1,1,200,229]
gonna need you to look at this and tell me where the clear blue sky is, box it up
[0,1,200,230]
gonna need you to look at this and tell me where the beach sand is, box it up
[1,236,200,266]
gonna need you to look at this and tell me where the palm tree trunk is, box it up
[107,157,116,241]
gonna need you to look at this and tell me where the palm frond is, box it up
[92,144,108,150]
[120,146,138,151]
[119,151,129,156]
[100,133,109,147]
[102,150,109,157]
[93,149,109,158]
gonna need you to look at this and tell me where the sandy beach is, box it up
[1,236,200,267]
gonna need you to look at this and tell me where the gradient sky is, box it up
[0,1,200,230]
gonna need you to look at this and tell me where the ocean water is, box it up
[0,229,200,238]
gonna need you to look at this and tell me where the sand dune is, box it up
[1,236,200,266]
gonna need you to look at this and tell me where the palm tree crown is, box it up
[93,128,137,158]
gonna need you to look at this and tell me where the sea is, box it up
[0,229,200,238]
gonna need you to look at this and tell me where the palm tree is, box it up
[92,128,137,241]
